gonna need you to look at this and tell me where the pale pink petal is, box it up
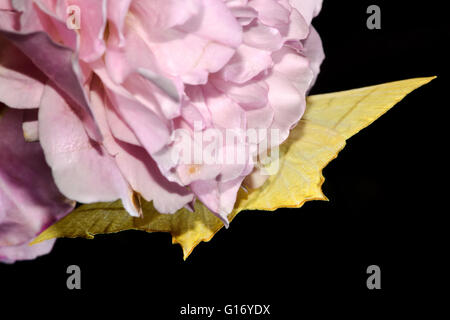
[106,88,171,155]
[114,142,194,214]
[202,83,245,129]
[148,31,237,85]
[190,176,246,226]
[246,103,274,131]
[227,5,258,26]
[180,0,242,48]
[86,81,193,214]
[105,23,158,84]
[131,0,201,30]
[249,0,290,33]
[288,0,323,26]
[104,98,140,146]
[218,44,273,84]
[93,63,172,154]
[243,21,283,52]
[107,0,132,46]
[127,0,242,85]
[302,26,325,90]
[190,180,222,220]
[265,47,313,142]
[0,35,46,109]
[184,85,213,127]
[0,30,102,141]
[210,75,269,110]
[123,72,181,120]
[38,84,139,217]
[284,6,309,41]
[0,239,56,264]
[180,99,207,128]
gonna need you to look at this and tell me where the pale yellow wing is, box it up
[31,77,435,259]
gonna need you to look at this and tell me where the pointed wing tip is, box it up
[410,76,436,86]
[388,76,436,93]
[424,75,437,81]
[374,76,436,89]
[179,243,194,261]
[423,76,437,86]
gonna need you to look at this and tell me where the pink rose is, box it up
[0,0,324,261]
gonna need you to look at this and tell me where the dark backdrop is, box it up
[1,0,447,317]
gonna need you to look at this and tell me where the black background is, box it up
[1,0,448,317]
